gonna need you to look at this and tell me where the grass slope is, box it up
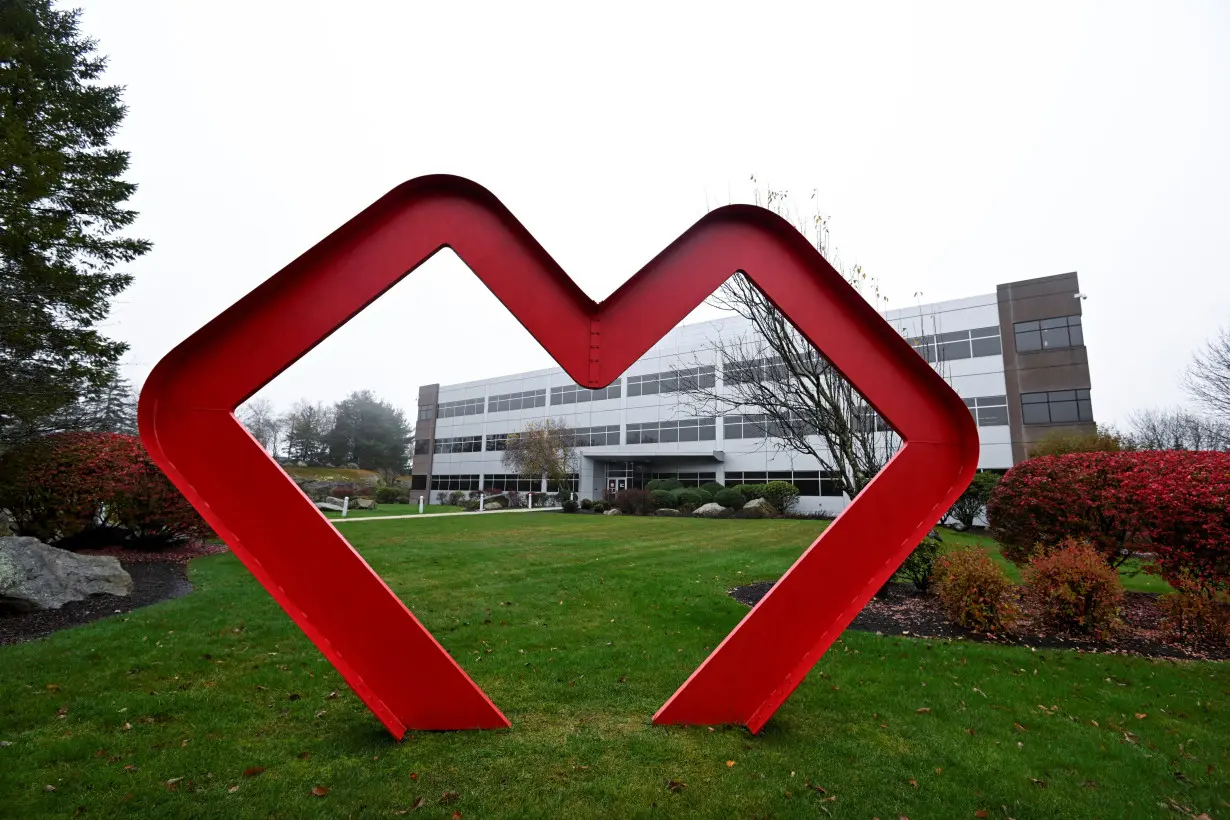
[0,516,1223,818]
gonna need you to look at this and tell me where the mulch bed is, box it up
[0,542,228,646]
[730,580,1230,662]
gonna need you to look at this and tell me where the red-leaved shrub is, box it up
[0,432,212,550]
[988,451,1230,591]
[931,548,1019,633]
[611,488,654,516]
[1022,539,1124,638]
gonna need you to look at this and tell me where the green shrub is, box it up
[893,530,944,591]
[374,487,401,504]
[732,483,767,501]
[932,548,1019,633]
[660,478,684,491]
[946,471,1000,529]
[701,482,724,496]
[645,479,664,492]
[561,499,579,513]
[580,498,594,510]
[650,489,676,509]
[592,502,606,513]
[762,481,800,513]
[676,488,706,507]
[1022,538,1124,638]
[714,488,747,509]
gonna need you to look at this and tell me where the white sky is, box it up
[87,1,1229,426]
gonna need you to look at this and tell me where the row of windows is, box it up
[723,412,820,440]
[567,425,621,447]
[551,382,622,404]
[472,474,580,493]
[626,417,717,444]
[434,435,482,454]
[430,474,480,491]
[627,366,716,396]
[725,356,791,385]
[963,395,1009,427]
[437,397,484,418]
[908,326,1002,363]
[647,472,718,487]
[1022,388,1093,425]
[1015,314,1083,353]
[488,389,546,413]
[724,471,844,497]
[485,432,511,451]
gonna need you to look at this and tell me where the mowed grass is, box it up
[1,516,1225,819]
[322,504,463,519]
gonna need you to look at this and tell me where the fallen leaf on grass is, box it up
[975,812,989,819]
[242,766,265,778]
[165,777,184,790]
[228,785,239,794]
[440,791,460,804]
[56,706,68,718]
[451,812,462,819]
[1080,780,1098,788]
[667,779,686,793]
[44,785,56,792]
[46,684,61,692]
[121,722,132,731]
[311,785,329,797]
[936,768,943,775]
[908,778,918,789]
[288,693,301,701]
[409,772,419,780]
[298,751,310,760]
[123,765,137,772]
[411,796,426,809]
[326,691,339,700]
[1135,713,1147,720]
[916,708,931,714]
[1031,778,1046,787]
[1013,722,1027,733]
[315,710,327,719]
[726,760,736,768]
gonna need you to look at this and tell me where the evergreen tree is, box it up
[325,391,412,473]
[0,1,150,444]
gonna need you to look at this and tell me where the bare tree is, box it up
[501,418,578,494]
[238,398,283,455]
[1126,407,1230,451]
[676,178,942,500]
[1183,327,1230,420]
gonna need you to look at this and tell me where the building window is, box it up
[723,412,818,440]
[437,397,484,418]
[908,326,1002,363]
[483,473,579,494]
[724,470,843,497]
[1021,389,1093,425]
[550,381,621,405]
[963,395,1009,427]
[855,406,892,434]
[409,474,427,490]
[485,432,510,451]
[413,438,431,455]
[627,366,715,396]
[487,389,546,413]
[626,417,716,444]
[433,435,482,454]
[430,474,480,491]
[648,472,718,487]
[725,356,790,385]
[565,425,621,447]
[417,403,436,421]
[1014,315,1083,353]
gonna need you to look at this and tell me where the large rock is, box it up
[743,498,777,515]
[323,496,347,507]
[316,502,344,512]
[692,503,726,518]
[355,498,377,510]
[0,536,133,612]
[603,508,622,516]
[655,508,681,517]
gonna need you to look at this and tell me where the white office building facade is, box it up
[409,273,1095,513]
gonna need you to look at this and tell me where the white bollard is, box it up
[342,496,349,518]
[528,492,533,510]
[479,493,485,512]
[418,496,424,514]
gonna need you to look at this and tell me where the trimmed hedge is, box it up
[714,488,747,509]
[374,487,401,504]
[732,483,767,501]
[762,481,800,513]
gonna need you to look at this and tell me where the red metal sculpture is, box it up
[139,175,978,738]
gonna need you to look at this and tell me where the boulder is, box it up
[655,508,681,517]
[355,498,377,510]
[323,496,347,507]
[484,501,505,511]
[0,509,13,538]
[603,508,623,516]
[315,502,344,512]
[692,502,726,517]
[0,536,133,612]
[743,498,777,515]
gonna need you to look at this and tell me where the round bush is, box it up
[660,478,684,491]
[676,488,706,507]
[732,483,767,501]
[645,479,664,492]
[701,482,724,496]
[1157,585,1230,646]
[561,499,579,513]
[893,530,944,591]
[1022,539,1124,638]
[650,489,676,509]
[0,432,212,549]
[763,481,801,513]
[592,502,606,513]
[714,488,747,509]
[931,547,1019,633]
[374,487,401,504]
[580,498,594,510]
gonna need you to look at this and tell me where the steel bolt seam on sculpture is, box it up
[138,175,979,739]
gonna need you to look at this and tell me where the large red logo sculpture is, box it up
[138,176,978,738]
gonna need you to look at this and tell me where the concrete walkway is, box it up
[331,506,562,524]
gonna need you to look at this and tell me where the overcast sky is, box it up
[86,1,1228,426]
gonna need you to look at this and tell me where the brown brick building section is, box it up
[996,272,1094,462]
[408,383,438,503]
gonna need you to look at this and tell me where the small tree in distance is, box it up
[502,419,577,494]
[946,471,1001,530]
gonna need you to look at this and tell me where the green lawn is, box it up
[322,504,463,519]
[1,516,1224,818]
[941,528,1175,594]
